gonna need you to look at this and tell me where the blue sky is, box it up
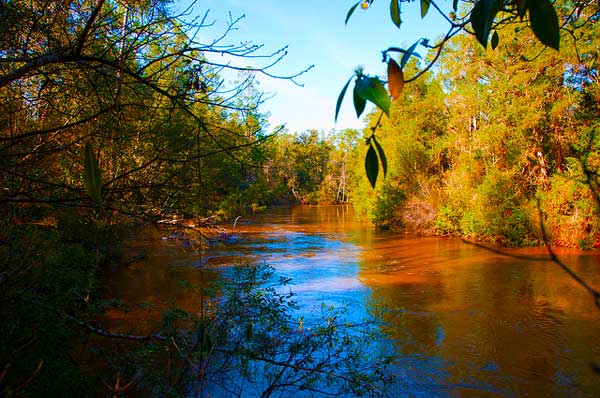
[193,1,448,133]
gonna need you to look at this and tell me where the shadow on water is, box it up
[107,205,600,397]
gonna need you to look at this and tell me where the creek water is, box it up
[106,205,600,397]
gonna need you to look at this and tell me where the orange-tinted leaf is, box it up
[387,59,404,99]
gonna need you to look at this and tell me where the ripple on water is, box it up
[109,206,600,398]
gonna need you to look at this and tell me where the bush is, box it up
[435,204,462,235]
[538,159,600,248]
[369,180,407,230]
[461,169,536,245]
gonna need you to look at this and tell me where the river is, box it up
[106,205,600,397]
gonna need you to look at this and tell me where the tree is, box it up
[0,0,308,222]
[338,0,599,187]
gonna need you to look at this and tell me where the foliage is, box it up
[343,15,600,246]
[539,157,600,249]
[0,0,300,224]
[369,180,407,229]
[340,0,599,187]
[260,129,357,205]
[0,2,323,396]
[0,210,127,397]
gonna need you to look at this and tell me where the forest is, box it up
[1,0,600,397]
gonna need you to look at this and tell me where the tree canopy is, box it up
[339,0,599,186]
[0,0,313,222]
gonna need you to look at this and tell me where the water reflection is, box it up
[107,205,600,397]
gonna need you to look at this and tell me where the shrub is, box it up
[538,159,600,248]
[369,180,407,230]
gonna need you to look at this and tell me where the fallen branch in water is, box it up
[28,299,167,341]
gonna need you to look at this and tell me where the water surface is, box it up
[106,205,600,397]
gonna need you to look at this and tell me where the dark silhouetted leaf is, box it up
[345,1,361,25]
[365,142,379,188]
[390,0,401,27]
[387,59,404,99]
[372,136,387,177]
[353,82,367,118]
[528,0,560,50]
[356,77,391,116]
[400,40,420,68]
[453,0,459,12]
[421,0,431,17]
[471,0,500,48]
[335,76,353,123]
[84,142,103,205]
[491,30,499,49]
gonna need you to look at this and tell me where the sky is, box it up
[185,0,448,134]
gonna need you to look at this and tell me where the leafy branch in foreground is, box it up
[105,264,396,397]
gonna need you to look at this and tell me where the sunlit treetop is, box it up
[338,0,599,187]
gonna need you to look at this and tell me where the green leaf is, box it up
[401,40,420,69]
[365,142,379,188]
[420,0,431,18]
[471,0,500,48]
[353,82,367,118]
[335,76,353,123]
[528,0,560,50]
[345,1,361,25]
[491,30,499,49]
[84,142,103,205]
[355,76,391,116]
[390,0,401,27]
[372,136,387,177]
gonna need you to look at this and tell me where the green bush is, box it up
[435,204,462,235]
[369,179,407,229]
[460,169,536,245]
[538,159,600,248]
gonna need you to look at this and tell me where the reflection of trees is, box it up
[362,240,600,396]
[104,243,221,333]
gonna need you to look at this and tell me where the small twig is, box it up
[16,360,44,393]
[103,370,141,397]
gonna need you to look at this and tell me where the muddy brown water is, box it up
[105,205,600,397]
